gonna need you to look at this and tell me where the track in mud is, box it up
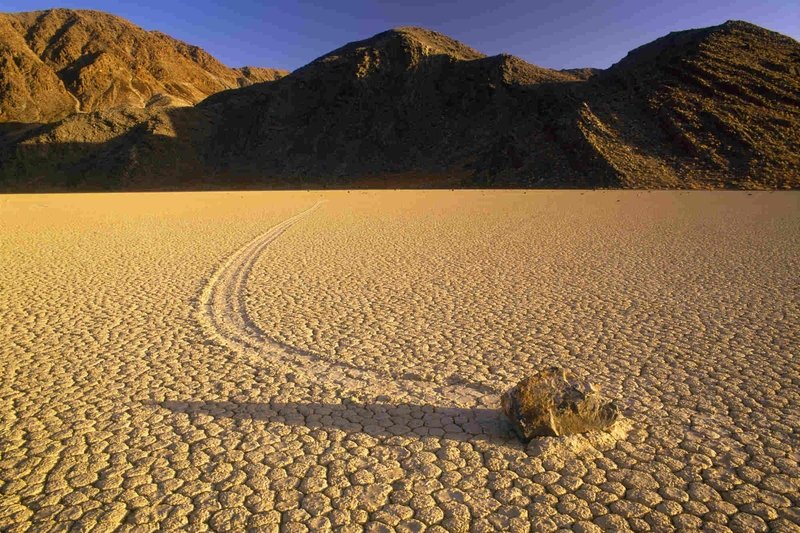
[196,201,508,439]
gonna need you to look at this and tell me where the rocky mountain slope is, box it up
[198,27,592,187]
[581,21,800,188]
[1,15,797,190]
[0,9,287,123]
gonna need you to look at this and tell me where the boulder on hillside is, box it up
[501,367,620,440]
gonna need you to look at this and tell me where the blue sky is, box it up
[3,1,798,71]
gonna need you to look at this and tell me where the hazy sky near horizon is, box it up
[3,1,798,71]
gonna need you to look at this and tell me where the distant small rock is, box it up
[501,367,620,440]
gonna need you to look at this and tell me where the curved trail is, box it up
[199,202,325,355]
[196,202,504,439]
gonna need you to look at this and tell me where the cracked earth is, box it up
[1,190,798,532]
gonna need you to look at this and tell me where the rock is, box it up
[501,367,620,440]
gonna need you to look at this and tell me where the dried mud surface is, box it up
[1,191,798,532]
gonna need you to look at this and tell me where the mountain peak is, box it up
[0,9,286,122]
[384,26,486,59]
[301,26,485,73]
[607,18,798,77]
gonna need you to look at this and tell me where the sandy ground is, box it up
[1,190,798,532]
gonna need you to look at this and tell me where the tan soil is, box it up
[1,190,798,531]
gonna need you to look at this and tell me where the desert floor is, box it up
[1,190,798,532]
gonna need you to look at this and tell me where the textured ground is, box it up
[1,190,798,532]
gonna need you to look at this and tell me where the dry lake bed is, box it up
[1,190,798,532]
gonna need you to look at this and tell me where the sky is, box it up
[2,1,798,71]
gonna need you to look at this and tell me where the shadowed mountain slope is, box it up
[0,9,287,123]
[197,27,598,187]
[1,18,798,190]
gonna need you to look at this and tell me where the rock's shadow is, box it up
[158,400,518,444]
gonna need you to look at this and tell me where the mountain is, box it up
[580,21,800,188]
[0,9,287,123]
[197,27,590,186]
[0,15,798,190]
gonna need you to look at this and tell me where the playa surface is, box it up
[1,190,798,531]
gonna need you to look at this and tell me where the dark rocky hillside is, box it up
[581,21,800,188]
[1,14,797,190]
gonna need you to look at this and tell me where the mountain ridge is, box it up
[0,9,288,123]
[1,12,798,190]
